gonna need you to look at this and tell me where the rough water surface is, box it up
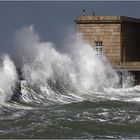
[1,99,140,139]
[0,26,140,139]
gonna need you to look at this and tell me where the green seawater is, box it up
[0,100,140,139]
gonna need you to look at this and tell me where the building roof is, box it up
[75,16,140,24]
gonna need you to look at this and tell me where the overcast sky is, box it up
[0,1,140,52]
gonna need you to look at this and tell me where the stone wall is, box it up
[76,16,140,66]
[77,23,121,64]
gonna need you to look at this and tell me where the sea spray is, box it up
[61,33,120,92]
[122,71,135,88]
[0,54,18,103]
[0,25,137,106]
[10,25,123,104]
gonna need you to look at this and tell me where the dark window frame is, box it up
[95,41,103,56]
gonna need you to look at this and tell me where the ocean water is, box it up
[0,26,140,139]
[1,92,140,139]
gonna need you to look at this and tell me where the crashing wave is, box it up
[0,25,139,108]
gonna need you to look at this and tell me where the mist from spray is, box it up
[16,26,120,90]
[10,25,122,104]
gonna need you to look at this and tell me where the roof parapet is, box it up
[75,16,140,24]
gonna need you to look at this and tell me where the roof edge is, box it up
[75,16,140,24]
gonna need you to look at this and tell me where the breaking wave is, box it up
[0,25,139,108]
[0,55,17,104]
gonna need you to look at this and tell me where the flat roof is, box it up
[75,16,140,24]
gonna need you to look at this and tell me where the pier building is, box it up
[75,16,140,84]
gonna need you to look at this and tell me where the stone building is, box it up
[75,16,140,84]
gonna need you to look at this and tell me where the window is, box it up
[95,41,103,56]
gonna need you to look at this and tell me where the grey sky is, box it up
[0,1,140,53]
